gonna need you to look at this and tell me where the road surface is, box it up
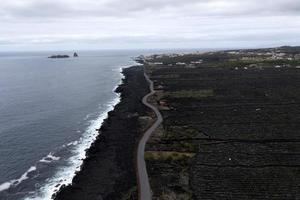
[137,72,163,200]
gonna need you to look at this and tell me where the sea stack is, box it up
[73,52,79,57]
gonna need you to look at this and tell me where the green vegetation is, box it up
[160,126,200,152]
[181,142,198,152]
[166,89,214,99]
[122,186,137,200]
[145,151,195,162]
[261,59,300,66]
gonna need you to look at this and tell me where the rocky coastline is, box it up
[54,66,150,200]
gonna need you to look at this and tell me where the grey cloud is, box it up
[0,0,300,50]
[2,0,300,20]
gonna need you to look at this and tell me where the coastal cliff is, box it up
[54,66,150,200]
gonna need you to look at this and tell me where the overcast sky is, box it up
[0,0,300,51]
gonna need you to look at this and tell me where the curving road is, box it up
[137,72,163,200]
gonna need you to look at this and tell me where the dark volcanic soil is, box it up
[145,63,300,199]
[186,67,300,200]
[54,66,150,200]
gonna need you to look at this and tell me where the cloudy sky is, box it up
[0,0,300,51]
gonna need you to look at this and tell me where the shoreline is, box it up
[29,97,122,200]
[54,65,150,200]
[0,96,122,200]
[0,66,125,200]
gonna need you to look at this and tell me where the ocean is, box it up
[0,49,202,200]
[0,50,144,200]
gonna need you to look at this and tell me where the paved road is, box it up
[137,72,163,200]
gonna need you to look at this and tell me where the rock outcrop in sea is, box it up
[48,55,70,59]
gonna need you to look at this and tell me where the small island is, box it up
[48,55,70,59]
[48,52,78,59]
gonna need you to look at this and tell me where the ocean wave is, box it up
[113,67,125,92]
[39,153,60,164]
[0,166,37,192]
[83,114,91,121]
[24,94,121,200]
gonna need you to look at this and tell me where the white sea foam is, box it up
[0,182,11,192]
[24,91,122,200]
[0,166,37,192]
[39,153,60,163]
[83,114,91,120]
[66,141,78,147]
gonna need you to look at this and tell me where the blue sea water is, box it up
[0,50,143,200]
[0,49,203,200]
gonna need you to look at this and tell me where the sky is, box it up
[0,0,300,51]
